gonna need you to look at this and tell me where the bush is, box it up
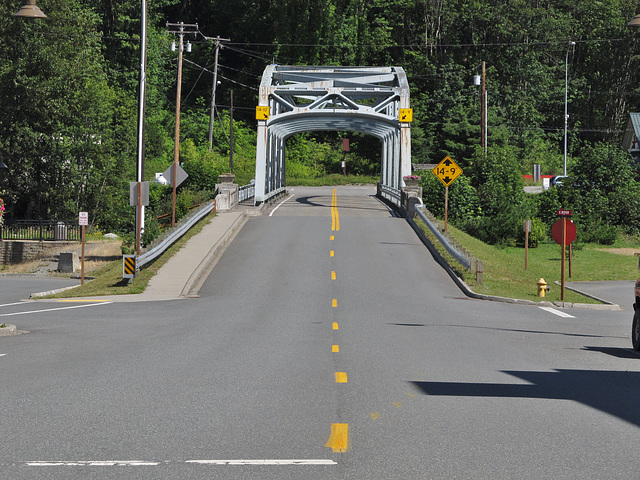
[517,217,546,247]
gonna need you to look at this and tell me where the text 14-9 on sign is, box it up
[432,156,462,187]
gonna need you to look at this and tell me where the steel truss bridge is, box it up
[254,65,412,204]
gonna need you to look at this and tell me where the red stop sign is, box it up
[552,218,577,245]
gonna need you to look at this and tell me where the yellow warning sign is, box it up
[256,106,270,120]
[399,108,413,122]
[123,255,136,279]
[432,156,463,187]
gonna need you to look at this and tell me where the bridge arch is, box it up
[254,65,411,203]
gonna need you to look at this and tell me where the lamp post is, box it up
[14,0,47,18]
[564,41,576,176]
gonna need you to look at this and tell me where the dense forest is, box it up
[1,0,640,241]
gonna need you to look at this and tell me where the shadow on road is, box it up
[413,368,640,428]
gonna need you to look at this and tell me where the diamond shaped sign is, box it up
[163,163,189,188]
[432,156,462,187]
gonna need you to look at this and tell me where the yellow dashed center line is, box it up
[325,423,349,452]
[331,271,336,280]
[332,322,339,330]
[331,189,340,232]
[335,372,348,383]
[332,345,340,353]
[330,251,334,257]
[370,412,381,421]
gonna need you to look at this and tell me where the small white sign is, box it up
[79,212,88,226]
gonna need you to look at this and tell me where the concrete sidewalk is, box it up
[33,210,251,303]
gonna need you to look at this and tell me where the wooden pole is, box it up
[229,89,234,173]
[172,25,184,228]
[81,224,85,286]
[444,185,449,232]
[561,217,566,302]
[569,242,573,278]
[524,221,529,270]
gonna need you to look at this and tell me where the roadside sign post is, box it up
[552,210,576,302]
[523,220,531,270]
[79,212,88,285]
[129,181,150,256]
[432,156,463,232]
[123,255,136,281]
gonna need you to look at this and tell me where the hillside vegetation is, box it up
[1,1,640,242]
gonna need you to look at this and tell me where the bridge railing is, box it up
[378,184,401,207]
[239,182,255,202]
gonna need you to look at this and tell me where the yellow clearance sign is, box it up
[256,106,270,120]
[399,108,413,122]
[432,156,462,187]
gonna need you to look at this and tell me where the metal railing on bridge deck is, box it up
[378,185,401,207]
[239,181,255,202]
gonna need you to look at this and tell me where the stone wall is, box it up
[0,240,76,264]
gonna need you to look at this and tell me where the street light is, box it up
[14,0,47,18]
[629,14,640,27]
[564,41,576,176]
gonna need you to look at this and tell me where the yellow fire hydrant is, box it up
[537,278,548,297]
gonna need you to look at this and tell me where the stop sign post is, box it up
[552,210,576,302]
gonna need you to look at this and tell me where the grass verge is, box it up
[415,218,639,304]
[41,212,216,298]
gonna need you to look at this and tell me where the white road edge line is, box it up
[539,306,576,318]
[27,461,160,466]
[269,194,295,217]
[0,301,32,308]
[0,302,113,318]
[25,459,337,466]
[186,459,338,465]
[0,354,6,357]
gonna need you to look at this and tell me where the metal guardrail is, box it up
[137,199,216,270]
[379,185,401,207]
[414,205,470,270]
[1,220,82,242]
[239,183,255,202]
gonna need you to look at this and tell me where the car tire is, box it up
[632,310,640,351]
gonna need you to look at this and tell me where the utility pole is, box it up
[564,41,576,176]
[207,36,230,152]
[229,90,234,173]
[167,21,197,227]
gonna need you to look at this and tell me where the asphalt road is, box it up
[1,186,640,479]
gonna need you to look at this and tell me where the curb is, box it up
[0,324,19,336]
[30,283,83,299]
[407,217,621,310]
[180,213,248,297]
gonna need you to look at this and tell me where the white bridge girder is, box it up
[255,65,411,203]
